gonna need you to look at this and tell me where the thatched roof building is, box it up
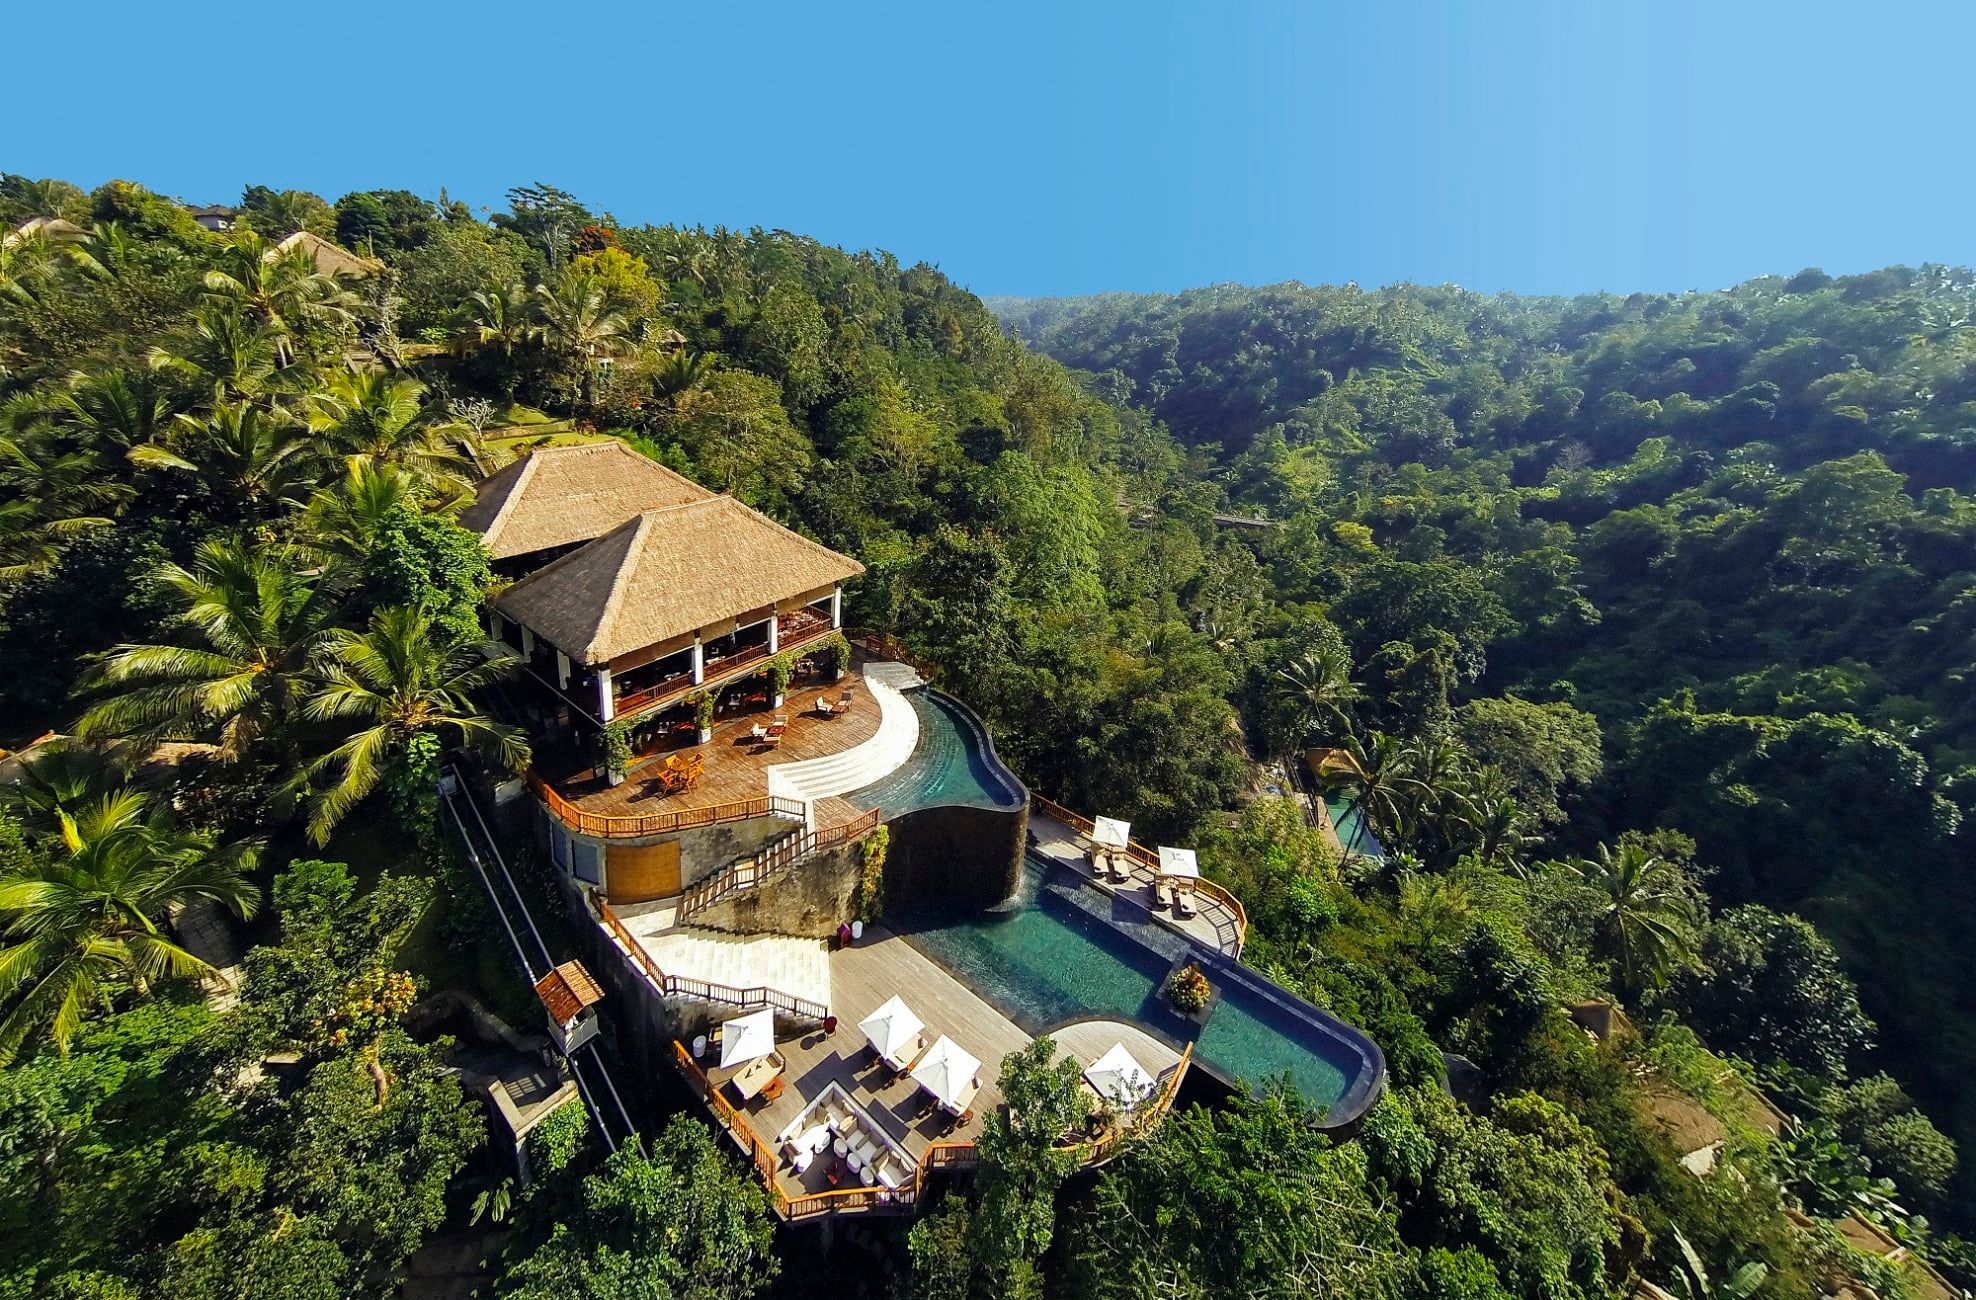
[495,496,863,667]
[461,442,713,565]
[272,230,383,279]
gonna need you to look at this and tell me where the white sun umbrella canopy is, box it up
[719,1008,777,1069]
[1084,1042,1158,1108]
[1092,816,1132,849]
[1156,846,1200,881]
[858,995,925,1062]
[911,1035,982,1111]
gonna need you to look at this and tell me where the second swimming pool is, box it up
[894,866,1379,1122]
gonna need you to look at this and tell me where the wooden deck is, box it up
[541,657,885,818]
[1029,811,1244,956]
[695,924,1183,1205]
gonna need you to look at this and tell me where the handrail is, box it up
[597,895,829,1021]
[530,772,808,840]
[1059,1042,1193,1165]
[607,623,839,725]
[846,628,940,684]
[678,807,884,923]
[1029,794,1249,954]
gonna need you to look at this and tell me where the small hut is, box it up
[534,960,604,1054]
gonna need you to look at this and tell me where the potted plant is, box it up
[600,720,633,787]
[766,653,793,709]
[691,692,715,744]
[824,633,851,683]
[1166,962,1213,1018]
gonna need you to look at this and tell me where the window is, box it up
[571,839,602,885]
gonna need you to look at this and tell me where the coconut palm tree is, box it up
[459,281,537,358]
[75,536,339,762]
[650,348,713,402]
[202,233,357,366]
[1557,841,1704,999]
[306,371,470,489]
[0,790,259,1062]
[0,404,130,581]
[302,459,425,570]
[1395,733,1479,845]
[129,401,318,521]
[1272,641,1363,749]
[53,367,180,454]
[534,268,627,406]
[147,303,283,405]
[1464,769,1542,873]
[300,604,527,844]
[1321,731,1415,854]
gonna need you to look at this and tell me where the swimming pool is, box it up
[1326,794,1385,859]
[846,689,1026,816]
[894,864,1382,1122]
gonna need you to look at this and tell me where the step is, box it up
[618,914,832,1009]
[766,671,919,806]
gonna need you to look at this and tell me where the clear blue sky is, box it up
[11,1,1969,298]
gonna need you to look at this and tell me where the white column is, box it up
[766,608,779,654]
[556,650,571,690]
[520,625,535,657]
[597,666,614,722]
[830,587,842,628]
[486,609,501,639]
[691,635,704,684]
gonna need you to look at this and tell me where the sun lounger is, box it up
[1111,855,1132,883]
[1154,879,1174,909]
[1175,889,1198,919]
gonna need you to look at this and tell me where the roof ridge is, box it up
[479,453,541,552]
[585,514,653,663]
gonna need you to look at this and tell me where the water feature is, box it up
[844,689,1025,815]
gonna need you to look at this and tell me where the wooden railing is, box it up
[847,628,939,684]
[604,623,839,726]
[678,807,884,924]
[598,897,830,1021]
[530,771,807,839]
[1029,794,1250,955]
[1060,1043,1193,1165]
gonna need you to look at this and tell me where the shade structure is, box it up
[1084,1042,1158,1108]
[1156,846,1200,880]
[1091,816,1132,849]
[720,1008,776,1069]
[911,1035,981,1111]
[859,995,925,1062]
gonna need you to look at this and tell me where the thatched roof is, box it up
[460,442,715,561]
[3,216,84,248]
[271,230,382,279]
[496,497,864,666]
[534,960,603,1025]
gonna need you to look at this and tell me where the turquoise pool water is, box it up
[896,871,1367,1115]
[847,689,1026,815]
[1325,794,1385,859]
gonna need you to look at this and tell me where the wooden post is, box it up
[767,608,779,655]
[520,625,535,657]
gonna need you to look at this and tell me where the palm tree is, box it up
[53,367,180,453]
[534,268,627,406]
[302,459,424,569]
[75,536,339,761]
[147,303,283,404]
[203,233,357,365]
[1464,769,1541,873]
[1665,1228,1767,1300]
[1322,732,1415,854]
[1272,641,1363,749]
[0,402,131,581]
[130,401,318,519]
[0,790,259,1062]
[307,371,470,488]
[1556,841,1703,999]
[458,281,537,358]
[301,605,528,844]
[1395,733,1479,844]
[650,348,713,402]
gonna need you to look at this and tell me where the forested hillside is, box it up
[1000,275,1976,1194]
[2,171,1972,1300]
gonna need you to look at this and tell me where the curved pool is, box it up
[846,689,1026,815]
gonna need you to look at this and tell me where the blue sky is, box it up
[10,1,1969,298]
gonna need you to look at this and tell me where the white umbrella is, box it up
[720,1008,776,1069]
[1092,816,1132,849]
[859,995,925,1062]
[1084,1042,1157,1108]
[1156,846,1199,880]
[911,1035,981,1111]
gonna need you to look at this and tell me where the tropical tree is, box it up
[131,401,319,519]
[1553,840,1704,999]
[147,302,283,403]
[1663,1228,1768,1300]
[300,604,526,843]
[0,789,259,1061]
[459,280,537,358]
[533,267,627,406]
[1271,640,1363,749]
[303,459,426,569]
[75,536,339,761]
[307,371,470,489]
[0,413,129,580]
[202,233,356,365]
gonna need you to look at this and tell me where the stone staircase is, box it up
[863,660,925,693]
[619,903,832,1010]
[765,670,920,808]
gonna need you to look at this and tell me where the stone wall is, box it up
[885,802,1028,910]
[687,840,864,938]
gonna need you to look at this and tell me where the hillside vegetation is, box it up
[0,173,1969,1299]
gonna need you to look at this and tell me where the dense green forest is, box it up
[0,173,1969,1299]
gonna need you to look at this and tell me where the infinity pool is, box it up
[1326,794,1385,859]
[847,689,1026,815]
[896,868,1374,1119]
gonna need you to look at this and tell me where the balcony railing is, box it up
[1029,793,1249,956]
[529,772,807,839]
[606,623,840,725]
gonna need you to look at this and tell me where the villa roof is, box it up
[495,496,864,666]
[3,216,84,248]
[534,960,603,1025]
[271,230,382,279]
[460,441,715,561]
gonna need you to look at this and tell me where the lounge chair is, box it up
[1175,889,1198,919]
[1110,854,1132,883]
[1154,879,1174,909]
